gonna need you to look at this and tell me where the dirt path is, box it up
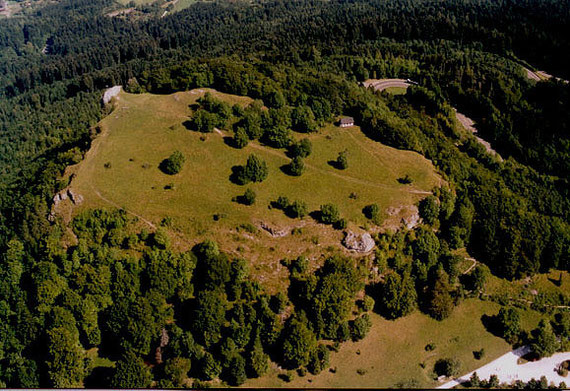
[214,128,431,195]
[92,188,156,229]
[438,346,570,388]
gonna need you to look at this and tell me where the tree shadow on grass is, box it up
[229,165,246,185]
[232,194,250,205]
[327,160,343,170]
[223,136,241,149]
[548,275,562,286]
[279,163,296,176]
[481,314,502,338]
[182,119,195,131]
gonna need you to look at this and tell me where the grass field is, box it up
[244,299,544,388]
[62,88,441,290]
[384,86,408,95]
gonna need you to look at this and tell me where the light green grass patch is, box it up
[384,86,408,95]
[244,299,542,388]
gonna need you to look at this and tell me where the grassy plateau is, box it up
[62,88,441,289]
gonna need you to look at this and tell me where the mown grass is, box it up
[384,86,408,95]
[244,299,544,388]
[66,88,440,289]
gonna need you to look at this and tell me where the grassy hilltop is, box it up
[62,88,440,289]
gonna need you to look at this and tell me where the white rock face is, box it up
[342,231,375,253]
[67,189,83,205]
[102,86,122,105]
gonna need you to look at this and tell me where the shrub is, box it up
[350,314,372,341]
[274,195,290,210]
[473,348,485,360]
[262,126,292,148]
[242,154,268,183]
[319,203,340,224]
[531,319,560,358]
[161,150,186,175]
[153,228,170,249]
[288,156,305,176]
[336,150,348,169]
[333,218,347,230]
[233,127,249,148]
[434,357,460,377]
[288,200,308,218]
[241,188,256,205]
[289,138,312,158]
[363,204,380,220]
[237,223,258,234]
[496,307,521,344]
[192,109,218,133]
[360,295,375,312]
[398,174,413,184]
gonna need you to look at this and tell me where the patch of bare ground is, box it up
[454,109,503,161]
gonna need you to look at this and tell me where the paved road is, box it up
[363,78,412,91]
[438,346,570,388]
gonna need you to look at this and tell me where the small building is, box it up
[339,117,354,128]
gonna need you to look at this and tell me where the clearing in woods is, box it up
[244,298,544,388]
[60,88,441,290]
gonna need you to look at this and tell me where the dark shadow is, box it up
[548,275,562,287]
[285,147,296,158]
[520,351,540,362]
[327,160,342,170]
[158,159,174,175]
[309,210,322,223]
[223,136,240,148]
[481,314,502,338]
[279,163,301,176]
[189,103,200,110]
[232,194,252,206]
[278,373,291,382]
[84,367,114,388]
[229,165,246,185]
[397,175,413,184]
[182,119,195,131]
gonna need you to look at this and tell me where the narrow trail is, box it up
[92,187,156,229]
[215,128,431,195]
[92,186,197,249]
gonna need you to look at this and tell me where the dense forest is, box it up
[0,0,569,387]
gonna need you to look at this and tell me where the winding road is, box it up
[363,78,412,91]
[438,346,570,388]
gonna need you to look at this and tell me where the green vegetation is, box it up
[160,150,186,175]
[1,0,569,387]
[235,154,269,185]
[434,357,461,377]
[287,157,305,176]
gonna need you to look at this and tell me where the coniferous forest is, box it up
[0,0,569,387]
